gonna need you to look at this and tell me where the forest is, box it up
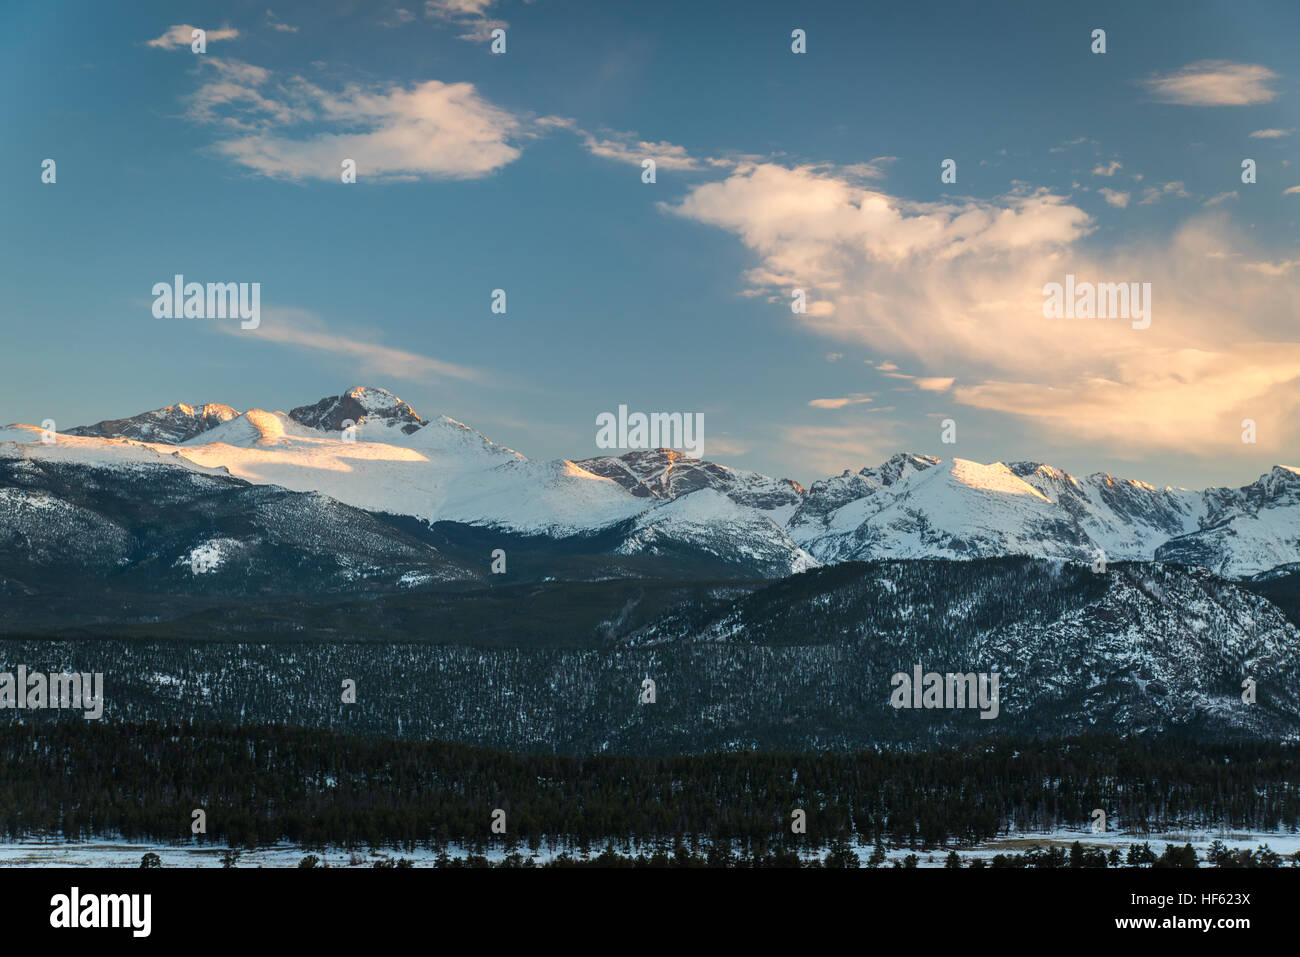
[1,722,1295,854]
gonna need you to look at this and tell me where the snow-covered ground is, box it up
[3,829,1297,868]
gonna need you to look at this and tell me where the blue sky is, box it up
[2,0,1298,488]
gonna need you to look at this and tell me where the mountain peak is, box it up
[67,402,240,444]
[289,386,425,435]
[859,452,939,484]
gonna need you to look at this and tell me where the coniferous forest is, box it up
[1,722,1295,855]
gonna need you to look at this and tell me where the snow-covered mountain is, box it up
[67,401,239,444]
[786,453,1297,577]
[4,385,1299,580]
[1156,466,1300,579]
[576,448,804,515]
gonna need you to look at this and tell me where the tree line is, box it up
[1,722,1295,853]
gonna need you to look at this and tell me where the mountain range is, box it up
[4,386,1300,745]
[4,385,1298,584]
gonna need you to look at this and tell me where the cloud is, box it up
[229,307,482,382]
[669,162,1300,456]
[1250,128,1293,139]
[775,422,905,476]
[424,0,506,42]
[1098,187,1130,208]
[148,24,239,50]
[265,10,299,33]
[1140,60,1280,106]
[1138,181,1189,205]
[1091,161,1122,177]
[699,435,750,457]
[1243,259,1300,276]
[808,394,872,409]
[380,8,418,27]
[914,377,955,392]
[1203,191,1238,207]
[842,157,899,180]
[1050,136,1094,153]
[426,0,495,15]
[954,345,1300,454]
[186,60,523,180]
[1285,185,1300,195]
[186,59,302,129]
[579,130,703,171]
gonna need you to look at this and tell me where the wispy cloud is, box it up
[1140,60,1280,106]
[148,24,239,50]
[1091,161,1122,177]
[1250,128,1294,139]
[230,307,483,382]
[808,394,873,409]
[775,421,905,475]
[579,130,704,171]
[842,157,899,180]
[1138,181,1189,204]
[380,8,418,27]
[1050,136,1099,154]
[264,10,299,34]
[914,377,955,392]
[424,0,507,42]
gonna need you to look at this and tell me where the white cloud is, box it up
[187,60,523,180]
[381,9,418,27]
[1203,191,1238,207]
[1243,259,1300,276]
[186,59,303,129]
[1050,136,1093,153]
[580,130,703,171]
[265,10,299,33]
[670,162,1300,456]
[1091,161,1122,177]
[1249,128,1293,139]
[1285,185,1300,195]
[1138,181,1189,205]
[914,377,955,392]
[808,394,872,409]
[1098,187,1130,208]
[775,421,904,475]
[424,0,505,42]
[426,0,495,15]
[229,307,482,382]
[148,24,239,50]
[842,157,899,180]
[1140,60,1280,106]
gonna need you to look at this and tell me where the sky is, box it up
[1,0,1298,490]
